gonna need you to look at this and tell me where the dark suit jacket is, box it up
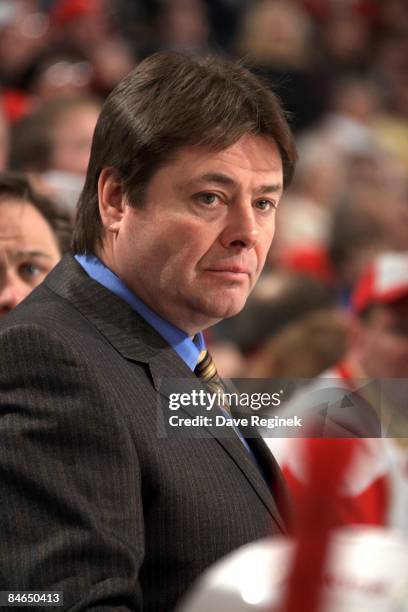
[0,255,289,611]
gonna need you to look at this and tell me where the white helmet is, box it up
[177,528,408,612]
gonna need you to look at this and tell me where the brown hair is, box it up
[72,51,297,253]
[0,172,72,254]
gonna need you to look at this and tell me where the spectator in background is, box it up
[234,0,325,132]
[246,309,346,379]
[0,0,134,124]
[10,94,100,176]
[328,183,408,303]
[143,0,213,57]
[266,252,408,533]
[269,135,345,264]
[9,94,101,213]
[22,42,94,101]
[319,7,373,74]
[0,0,51,92]
[49,0,135,95]
[236,0,311,70]
[320,75,381,156]
[0,172,71,316]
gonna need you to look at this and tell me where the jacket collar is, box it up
[45,254,172,363]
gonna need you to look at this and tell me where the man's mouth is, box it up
[206,264,251,275]
[203,265,252,282]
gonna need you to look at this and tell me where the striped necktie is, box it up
[194,349,231,412]
[194,349,218,382]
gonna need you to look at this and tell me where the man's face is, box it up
[0,200,61,316]
[358,300,408,378]
[107,134,283,334]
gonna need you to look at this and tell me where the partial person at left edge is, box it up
[0,172,72,316]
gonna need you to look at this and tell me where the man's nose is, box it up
[219,202,260,249]
[0,276,28,315]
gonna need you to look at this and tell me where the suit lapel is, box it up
[45,255,287,532]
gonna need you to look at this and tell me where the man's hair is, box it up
[0,172,72,254]
[72,51,297,253]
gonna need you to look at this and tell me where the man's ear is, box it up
[98,167,126,234]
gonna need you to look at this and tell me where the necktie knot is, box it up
[194,349,218,382]
[194,349,232,413]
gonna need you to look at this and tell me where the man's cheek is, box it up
[256,247,271,273]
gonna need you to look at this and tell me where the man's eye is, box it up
[19,263,42,279]
[197,193,220,206]
[255,199,275,211]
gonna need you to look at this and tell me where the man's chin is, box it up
[201,297,248,321]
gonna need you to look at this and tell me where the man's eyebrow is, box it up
[182,172,283,194]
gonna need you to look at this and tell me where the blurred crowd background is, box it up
[1,0,408,381]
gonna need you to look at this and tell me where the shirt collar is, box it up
[74,253,205,371]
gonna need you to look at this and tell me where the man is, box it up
[266,252,408,531]
[0,172,71,316]
[0,52,296,610]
